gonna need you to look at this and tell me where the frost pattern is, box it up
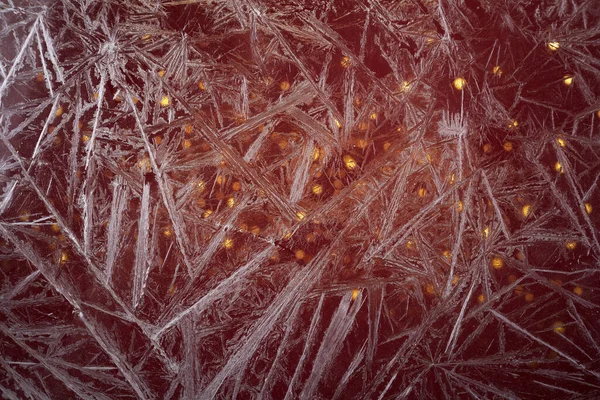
[1,0,600,399]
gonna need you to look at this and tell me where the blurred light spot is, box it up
[453,77,466,90]
[547,41,560,51]
[492,256,504,269]
[343,155,357,170]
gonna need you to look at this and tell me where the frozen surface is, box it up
[1,0,600,398]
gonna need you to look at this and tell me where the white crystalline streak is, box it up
[105,177,129,282]
[438,111,467,138]
[132,182,151,309]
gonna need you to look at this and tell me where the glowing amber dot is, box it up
[566,241,577,250]
[334,119,342,128]
[452,275,460,285]
[573,286,583,296]
[168,284,176,294]
[278,140,288,150]
[352,288,360,300]
[524,292,534,302]
[424,283,435,295]
[383,142,391,152]
[584,202,592,214]
[477,294,486,303]
[82,135,90,143]
[216,175,224,185]
[155,136,162,145]
[160,95,170,107]
[184,124,193,135]
[522,204,531,217]
[482,226,490,238]
[93,92,99,100]
[60,251,68,265]
[369,112,378,121]
[483,143,492,153]
[198,81,206,91]
[55,106,64,117]
[295,249,305,260]
[163,228,173,237]
[554,161,564,173]
[195,180,206,192]
[232,181,241,191]
[449,173,456,185]
[552,321,566,334]
[508,120,519,129]
[442,250,451,260]
[453,77,466,91]
[399,80,411,92]
[158,69,165,77]
[138,158,151,170]
[226,197,235,208]
[563,75,573,86]
[312,147,321,161]
[222,238,234,249]
[182,139,192,149]
[51,223,60,233]
[340,56,351,68]
[311,184,323,195]
[36,72,44,82]
[492,65,503,76]
[406,240,415,250]
[547,41,560,51]
[358,121,369,131]
[418,187,427,198]
[557,138,566,147]
[343,155,357,170]
[280,81,290,91]
[491,256,504,269]
[503,142,513,152]
[251,226,261,235]
[456,201,463,213]
[202,209,213,218]
[296,211,306,220]
[356,138,368,149]
[597,110,600,118]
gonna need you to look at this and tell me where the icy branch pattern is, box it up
[1,0,600,398]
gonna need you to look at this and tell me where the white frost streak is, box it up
[105,177,129,282]
[132,182,151,309]
[0,17,39,105]
[299,293,362,399]
[199,255,326,400]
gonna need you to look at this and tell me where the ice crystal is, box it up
[1,0,600,399]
